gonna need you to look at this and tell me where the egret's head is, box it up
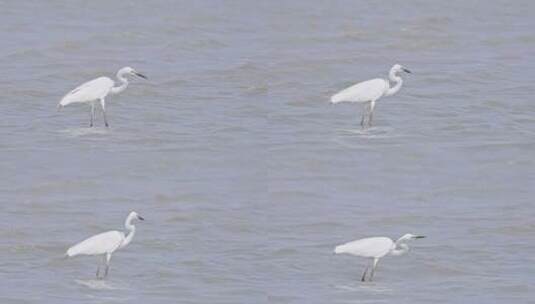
[119,67,148,79]
[129,211,145,221]
[392,64,411,74]
[399,233,425,242]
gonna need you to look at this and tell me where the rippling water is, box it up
[1,1,535,303]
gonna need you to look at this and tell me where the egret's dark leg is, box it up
[100,98,109,127]
[104,253,112,278]
[368,100,376,127]
[97,255,106,280]
[361,265,369,282]
[90,102,95,127]
[361,102,371,127]
[369,258,379,281]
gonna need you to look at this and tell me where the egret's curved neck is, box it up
[390,239,409,256]
[111,71,129,95]
[385,70,403,96]
[120,215,136,248]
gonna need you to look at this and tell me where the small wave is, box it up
[331,126,399,148]
[339,126,396,137]
[334,283,392,294]
[4,48,47,60]
[74,279,127,290]
[58,127,111,137]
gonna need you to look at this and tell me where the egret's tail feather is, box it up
[330,94,343,104]
[334,244,346,254]
[66,245,81,257]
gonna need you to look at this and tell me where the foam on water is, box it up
[74,279,127,291]
[337,126,397,137]
[334,283,393,294]
[58,127,111,138]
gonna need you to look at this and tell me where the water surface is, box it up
[1,1,535,303]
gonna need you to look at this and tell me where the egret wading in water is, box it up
[65,211,144,279]
[58,67,147,127]
[334,234,425,282]
[330,64,411,128]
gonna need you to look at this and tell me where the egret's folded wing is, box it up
[331,78,387,103]
[60,77,114,106]
[66,230,124,257]
[335,237,393,258]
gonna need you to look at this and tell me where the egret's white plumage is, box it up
[335,237,394,258]
[334,233,425,281]
[330,64,411,127]
[58,67,147,127]
[66,211,144,279]
[60,77,115,107]
[331,79,388,104]
[66,231,125,257]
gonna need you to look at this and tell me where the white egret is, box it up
[58,67,147,127]
[65,211,144,279]
[330,64,411,127]
[334,234,425,281]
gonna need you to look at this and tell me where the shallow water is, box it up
[1,1,535,303]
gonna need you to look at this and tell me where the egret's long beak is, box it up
[138,216,145,221]
[57,104,63,112]
[402,68,412,74]
[414,235,425,239]
[134,72,148,79]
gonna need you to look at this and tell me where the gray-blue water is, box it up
[1,1,535,303]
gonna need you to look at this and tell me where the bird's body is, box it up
[334,237,394,259]
[60,77,115,107]
[58,67,147,127]
[66,230,125,257]
[330,79,388,104]
[66,211,144,279]
[334,234,425,282]
[330,64,411,127]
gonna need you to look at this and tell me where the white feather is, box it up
[334,237,394,258]
[66,230,124,257]
[330,78,388,104]
[59,77,114,106]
